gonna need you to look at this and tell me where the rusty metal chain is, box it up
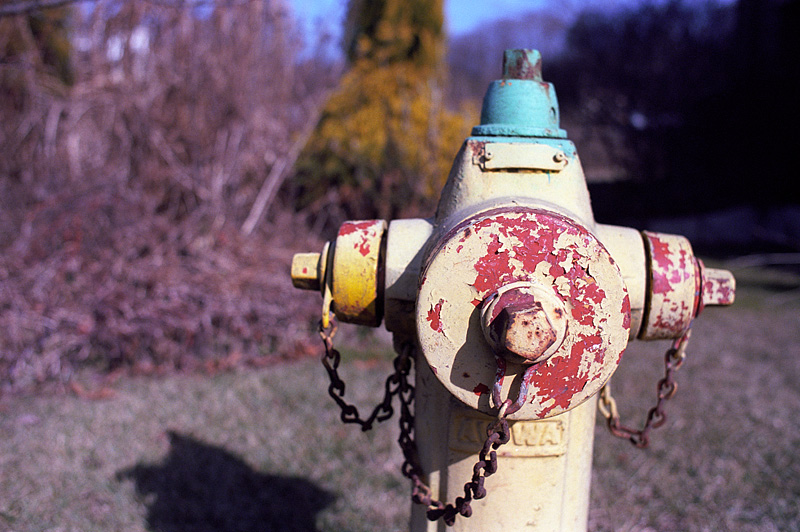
[598,327,691,448]
[319,318,406,431]
[413,413,511,525]
[318,315,511,526]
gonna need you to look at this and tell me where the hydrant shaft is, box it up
[412,363,596,531]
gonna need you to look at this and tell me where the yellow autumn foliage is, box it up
[294,0,477,223]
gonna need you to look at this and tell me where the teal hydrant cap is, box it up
[472,49,567,138]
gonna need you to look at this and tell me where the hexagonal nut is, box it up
[291,252,322,291]
[480,281,568,365]
[501,305,559,362]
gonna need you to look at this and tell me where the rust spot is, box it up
[504,51,542,80]
[469,140,487,159]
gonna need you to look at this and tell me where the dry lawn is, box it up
[1,264,798,532]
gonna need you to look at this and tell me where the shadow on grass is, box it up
[117,431,334,532]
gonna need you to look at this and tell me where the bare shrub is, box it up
[0,0,339,393]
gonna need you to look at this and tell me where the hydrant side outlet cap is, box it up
[331,219,387,327]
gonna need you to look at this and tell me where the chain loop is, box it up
[598,328,691,448]
[319,318,398,431]
[318,316,511,526]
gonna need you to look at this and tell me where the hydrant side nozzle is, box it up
[699,265,736,309]
[290,220,389,327]
[291,252,324,291]
[639,231,736,340]
[330,219,387,327]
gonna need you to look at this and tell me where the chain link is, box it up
[318,316,511,526]
[319,319,407,431]
[598,327,691,448]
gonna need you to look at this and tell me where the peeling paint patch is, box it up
[621,295,631,330]
[701,266,736,307]
[339,220,381,257]
[426,299,445,333]
[331,219,386,326]
[642,232,699,339]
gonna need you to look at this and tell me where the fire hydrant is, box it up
[291,49,735,531]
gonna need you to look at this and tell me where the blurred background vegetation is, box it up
[1,0,798,392]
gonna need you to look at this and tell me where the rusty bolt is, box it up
[497,304,558,360]
[480,282,568,365]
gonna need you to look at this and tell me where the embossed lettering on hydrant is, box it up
[450,411,567,457]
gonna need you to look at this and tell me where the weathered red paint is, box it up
[642,232,701,339]
[621,295,631,331]
[426,299,445,333]
[417,206,629,419]
[649,235,675,295]
[463,208,628,417]
[489,289,539,321]
[338,220,381,257]
[699,262,736,308]
[468,140,487,160]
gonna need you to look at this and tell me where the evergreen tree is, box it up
[294,0,474,227]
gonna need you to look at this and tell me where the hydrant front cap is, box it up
[416,207,631,420]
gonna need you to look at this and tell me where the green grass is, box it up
[1,266,799,532]
[0,347,407,532]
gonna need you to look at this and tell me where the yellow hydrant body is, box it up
[291,49,734,531]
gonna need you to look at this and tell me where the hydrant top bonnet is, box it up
[472,49,568,139]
